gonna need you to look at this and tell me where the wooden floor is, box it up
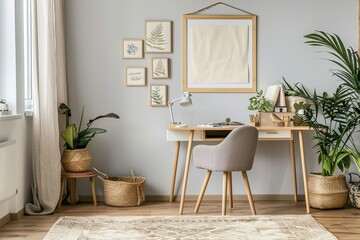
[0,200,359,239]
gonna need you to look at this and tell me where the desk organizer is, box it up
[260,112,295,127]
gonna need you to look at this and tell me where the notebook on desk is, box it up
[203,119,244,127]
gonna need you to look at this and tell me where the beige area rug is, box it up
[44,215,337,240]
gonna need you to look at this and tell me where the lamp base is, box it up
[169,122,182,126]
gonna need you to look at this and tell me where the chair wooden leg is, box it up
[222,172,228,216]
[227,172,233,208]
[194,170,212,213]
[242,171,256,215]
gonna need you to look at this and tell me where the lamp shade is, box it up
[180,92,192,106]
[168,92,192,124]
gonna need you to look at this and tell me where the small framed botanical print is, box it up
[150,84,167,107]
[126,67,146,86]
[123,39,143,59]
[152,58,169,79]
[145,20,172,53]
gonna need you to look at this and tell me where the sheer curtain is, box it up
[25,0,67,215]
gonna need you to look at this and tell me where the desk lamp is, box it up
[168,92,192,125]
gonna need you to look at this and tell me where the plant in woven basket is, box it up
[58,103,120,150]
[283,31,360,177]
[58,103,119,172]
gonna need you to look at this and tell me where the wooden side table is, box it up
[57,170,97,208]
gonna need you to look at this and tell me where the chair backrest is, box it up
[213,126,258,171]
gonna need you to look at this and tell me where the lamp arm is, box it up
[168,103,175,124]
[168,98,181,124]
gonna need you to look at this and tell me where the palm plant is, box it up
[283,31,360,176]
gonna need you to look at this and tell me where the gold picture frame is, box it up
[122,39,143,59]
[145,20,172,54]
[152,58,170,79]
[126,67,146,86]
[150,84,167,107]
[183,15,257,93]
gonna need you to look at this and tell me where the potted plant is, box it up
[283,31,360,209]
[248,89,274,126]
[58,103,120,172]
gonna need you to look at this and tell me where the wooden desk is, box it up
[167,125,312,214]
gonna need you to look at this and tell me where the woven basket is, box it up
[308,173,349,209]
[95,168,145,207]
[61,148,91,172]
[349,173,360,208]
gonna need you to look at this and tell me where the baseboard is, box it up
[10,208,24,220]
[0,208,24,228]
[79,194,305,203]
[0,213,11,228]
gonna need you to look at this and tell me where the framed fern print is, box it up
[152,58,169,79]
[145,20,172,53]
[123,39,143,59]
[126,67,146,86]
[150,84,167,107]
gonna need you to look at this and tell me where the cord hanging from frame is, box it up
[186,2,256,16]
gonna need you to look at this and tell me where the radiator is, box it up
[0,140,17,204]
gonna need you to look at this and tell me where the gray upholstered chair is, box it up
[193,126,258,216]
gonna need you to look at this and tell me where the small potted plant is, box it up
[58,103,120,172]
[248,89,274,126]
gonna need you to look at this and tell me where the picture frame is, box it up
[126,67,146,86]
[183,15,257,93]
[150,84,167,107]
[122,39,143,59]
[145,20,172,53]
[152,58,169,79]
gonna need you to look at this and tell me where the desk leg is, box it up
[179,130,194,214]
[290,135,298,202]
[170,141,180,202]
[299,131,310,213]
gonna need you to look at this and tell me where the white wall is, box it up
[64,0,358,197]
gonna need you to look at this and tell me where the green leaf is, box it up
[61,125,76,149]
[87,113,120,127]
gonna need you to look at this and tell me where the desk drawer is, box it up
[167,130,203,141]
[258,130,291,140]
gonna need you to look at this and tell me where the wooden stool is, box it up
[57,170,97,208]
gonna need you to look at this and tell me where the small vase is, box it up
[249,113,260,126]
[285,96,306,112]
[61,148,92,172]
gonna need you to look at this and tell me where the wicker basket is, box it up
[349,173,360,208]
[61,148,91,172]
[308,173,349,209]
[95,168,145,207]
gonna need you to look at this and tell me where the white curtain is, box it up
[25,0,67,215]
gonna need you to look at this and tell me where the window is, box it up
[24,0,33,112]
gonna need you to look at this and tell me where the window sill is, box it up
[0,114,22,122]
[24,111,33,117]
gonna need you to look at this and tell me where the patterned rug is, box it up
[44,215,337,240]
